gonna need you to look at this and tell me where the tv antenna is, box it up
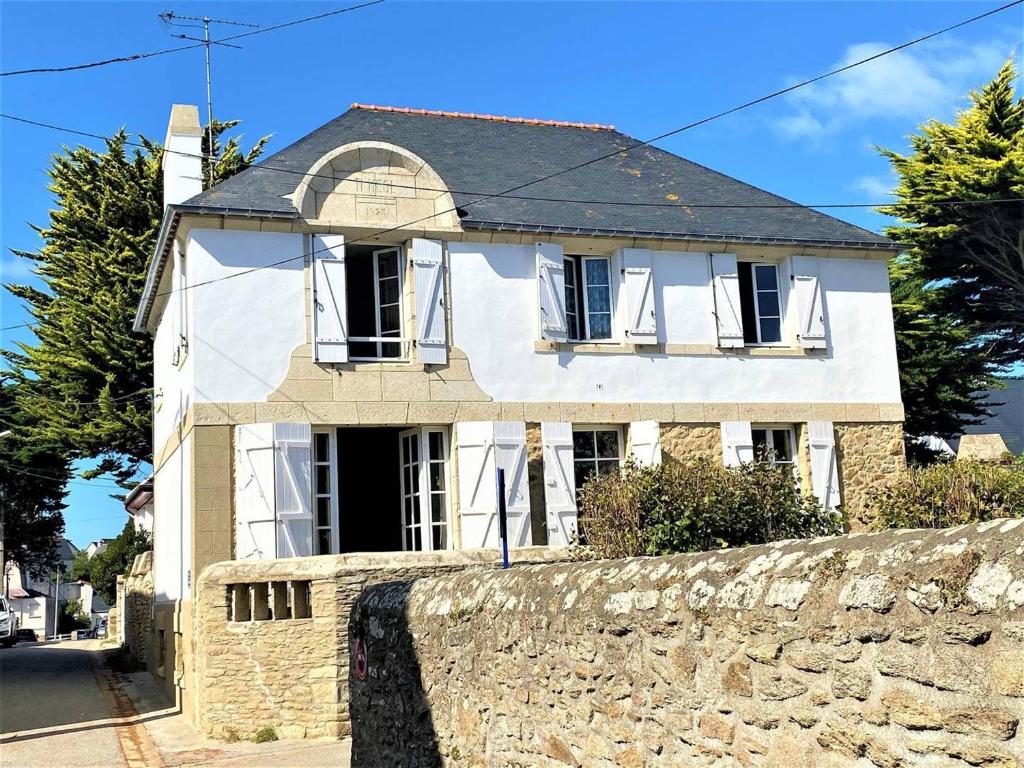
[158,11,259,185]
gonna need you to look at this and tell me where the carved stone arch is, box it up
[290,141,460,230]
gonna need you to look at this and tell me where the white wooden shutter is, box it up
[456,421,532,548]
[494,422,532,547]
[312,234,348,363]
[273,423,313,558]
[536,243,567,342]
[234,424,277,560]
[791,256,826,349]
[456,421,499,548]
[622,248,657,343]
[711,253,744,348]
[721,421,754,467]
[808,421,841,512]
[629,421,662,466]
[412,238,447,365]
[541,422,577,546]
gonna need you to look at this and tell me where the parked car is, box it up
[0,596,19,647]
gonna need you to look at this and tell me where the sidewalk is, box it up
[95,641,351,767]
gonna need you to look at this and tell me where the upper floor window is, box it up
[348,246,404,360]
[738,262,782,345]
[564,256,612,341]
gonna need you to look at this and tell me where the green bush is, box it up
[577,459,843,558]
[870,459,1024,530]
[252,726,278,744]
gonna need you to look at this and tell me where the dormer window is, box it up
[564,255,612,341]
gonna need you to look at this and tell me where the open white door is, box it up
[541,422,577,546]
[399,427,452,551]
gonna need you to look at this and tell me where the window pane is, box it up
[431,493,444,523]
[409,437,419,463]
[574,462,595,490]
[316,529,331,556]
[411,465,419,493]
[379,304,400,334]
[429,462,445,492]
[585,258,609,286]
[428,431,444,461]
[573,431,595,459]
[316,496,331,527]
[378,277,400,306]
[596,430,619,459]
[586,285,611,313]
[588,312,612,339]
[752,429,768,459]
[772,430,793,462]
[315,465,331,493]
[567,311,580,341]
[377,252,399,278]
[402,437,411,464]
[349,341,376,358]
[412,526,422,551]
[432,525,445,551]
[759,317,781,343]
[756,291,779,318]
[754,264,777,291]
[597,459,619,476]
[314,433,329,462]
[379,341,401,359]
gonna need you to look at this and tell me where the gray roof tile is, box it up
[184,106,894,248]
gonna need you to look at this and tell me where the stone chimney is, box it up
[163,104,203,208]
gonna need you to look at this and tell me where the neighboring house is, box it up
[4,537,82,638]
[125,476,155,533]
[134,103,904,695]
[955,378,1023,456]
[84,538,114,559]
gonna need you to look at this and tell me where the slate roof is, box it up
[961,378,1024,455]
[182,104,894,248]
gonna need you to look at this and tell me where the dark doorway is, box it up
[336,427,404,553]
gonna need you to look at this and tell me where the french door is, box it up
[399,427,452,551]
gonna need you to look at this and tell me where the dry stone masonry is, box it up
[350,519,1024,767]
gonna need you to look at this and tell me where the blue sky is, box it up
[1,1,1021,547]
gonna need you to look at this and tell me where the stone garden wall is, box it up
[192,547,571,741]
[349,519,1024,767]
[118,551,154,663]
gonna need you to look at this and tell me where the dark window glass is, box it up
[573,431,595,459]
[432,525,445,551]
[430,493,444,523]
[756,290,780,318]
[574,462,595,490]
[429,463,445,492]
[316,496,331,527]
[596,430,619,459]
[314,433,329,462]
[315,465,331,493]
[753,264,778,291]
[316,529,331,555]
[588,313,612,340]
[759,318,782,344]
[564,258,580,340]
[772,429,792,461]
[597,459,619,476]
[428,431,444,460]
[738,262,758,344]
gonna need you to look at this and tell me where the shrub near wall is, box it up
[350,520,1024,768]
[578,459,842,559]
[871,459,1024,530]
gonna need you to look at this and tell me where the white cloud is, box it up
[852,174,895,200]
[774,37,1013,140]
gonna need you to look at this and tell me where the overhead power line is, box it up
[5,0,1022,307]
[0,461,126,489]
[0,1,385,77]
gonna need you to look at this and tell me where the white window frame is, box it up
[399,427,453,553]
[751,424,797,473]
[311,428,339,555]
[749,262,784,346]
[564,255,614,342]
[350,246,408,362]
[571,424,624,489]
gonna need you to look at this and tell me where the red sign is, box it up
[354,638,368,681]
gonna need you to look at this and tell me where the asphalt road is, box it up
[0,640,127,767]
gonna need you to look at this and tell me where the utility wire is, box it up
[0,1,385,77]
[0,462,126,489]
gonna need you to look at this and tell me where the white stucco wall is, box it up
[153,438,191,602]
[448,243,902,404]
[187,229,307,407]
[153,296,193,453]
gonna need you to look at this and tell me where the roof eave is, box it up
[133,204,300,333]
[461,219,900,251]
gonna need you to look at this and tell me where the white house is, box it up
[135,103,904,692]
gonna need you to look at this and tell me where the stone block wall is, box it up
[836,422,906,527]
[350,519,1024,767]
[192,547,572,741]
[122,552,154,664]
